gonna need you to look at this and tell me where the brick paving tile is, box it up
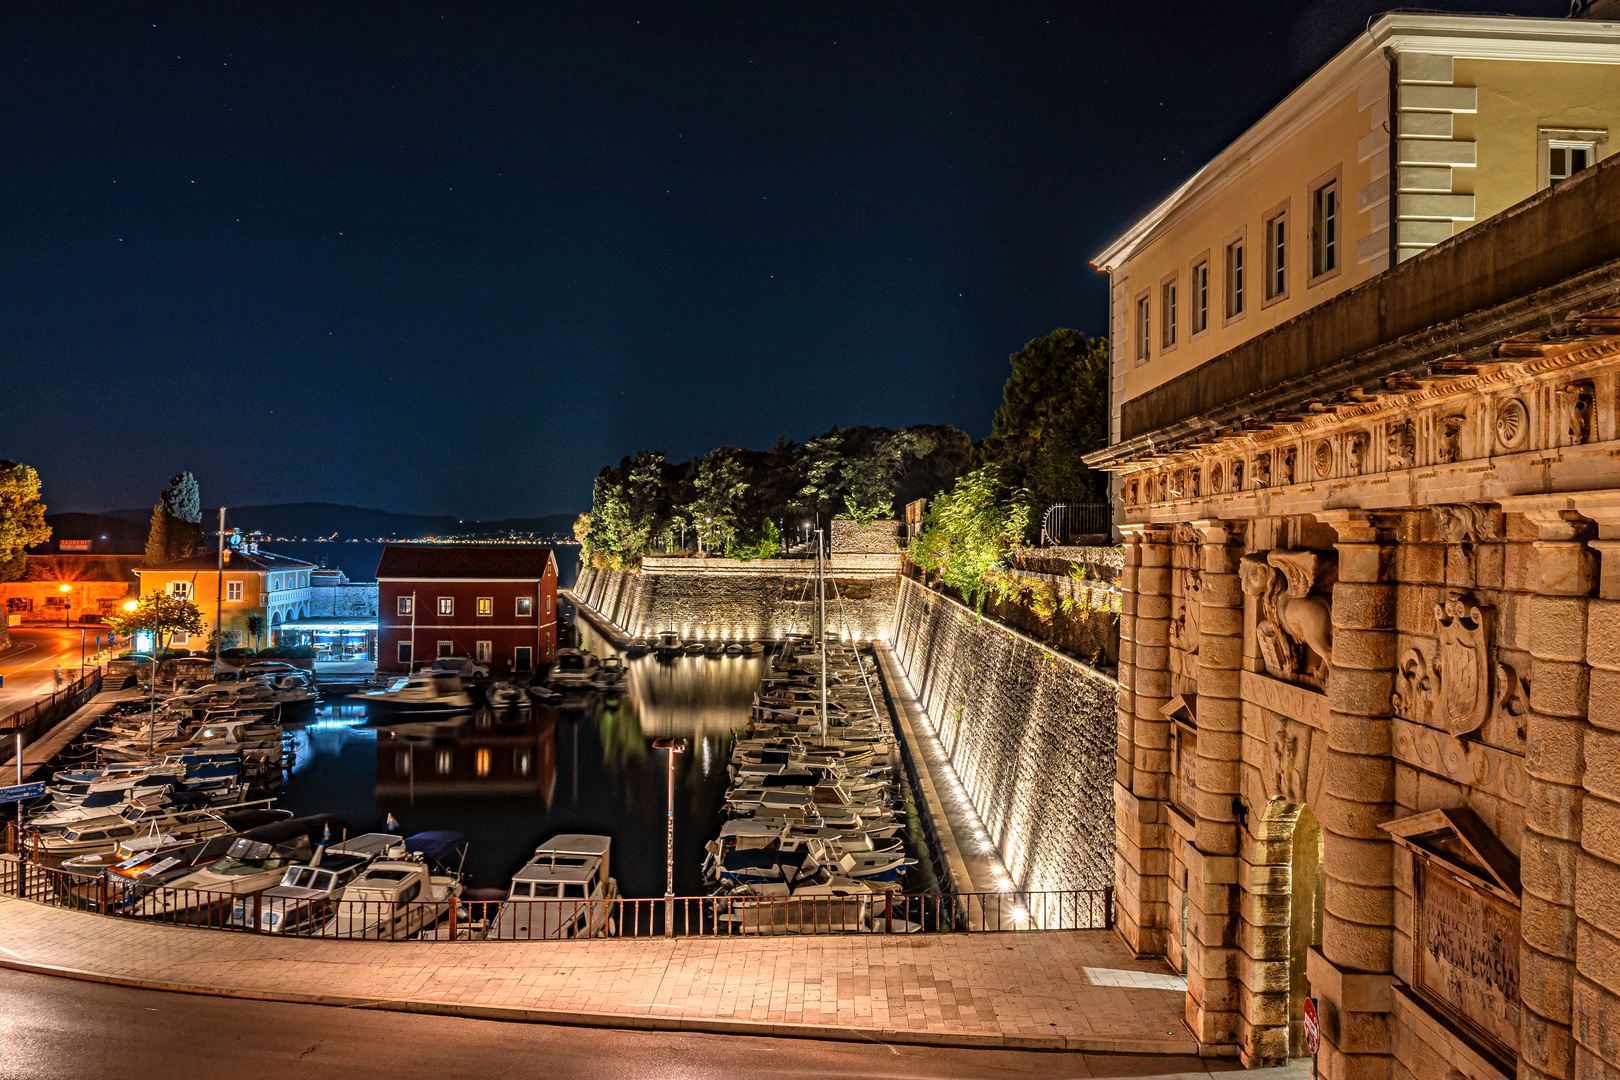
[0,897,1194,1048]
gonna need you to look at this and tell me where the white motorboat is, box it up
[353,671,474,712]
[652,632,683,658]
[230,833,406,934]
[486,681,530,708]
[548,649,600,690]
[326,856,462,939]
[489,833,617,940]
[135,815,336,919]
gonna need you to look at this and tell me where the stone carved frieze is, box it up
[1254,452,1271,489]
[1439,415,1465,464]
[1495,398,1528,452]
[1434,595,1494,739]
[1431,504,1494,546]
[1280,447,1296,486]
[1240,550,1336,688]
[1496,660,1529,738]
[1312,440,1332,478]
[1559,381,1594,445]
[1266,716,1313,805]
[1231,459,1244,491]
[1170,566,1202,656]
[1347,431,1369,475]
[1393,718,1528,801]
[1388,420,1416,469]
[1393,644,1438,724]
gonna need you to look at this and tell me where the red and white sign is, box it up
[1303,997,1320,1055]
[59,539,91,552]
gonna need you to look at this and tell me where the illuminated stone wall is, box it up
[573,555,902,642]
[890,575,1117,894]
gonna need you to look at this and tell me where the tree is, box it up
[908,464,1033,609]
[976,329,1111,524]
[0,461,50,584]
[245,613,266,650]
[108,592,206,652]
[144,472,204,565]
[729,520,781,561]
[680,449,751,554]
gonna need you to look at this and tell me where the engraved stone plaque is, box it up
[1416,861,1521,1060]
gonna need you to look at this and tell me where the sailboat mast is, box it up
[818,527,828,748]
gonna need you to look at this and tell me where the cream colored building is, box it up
[1081,10,1620,1080]
[1094,12,1620,450]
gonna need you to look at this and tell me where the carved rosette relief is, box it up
[1495,399,1528,452]
[1240,550,1336,689]
[1312,440,1332,478]
[1209,463,1224,494]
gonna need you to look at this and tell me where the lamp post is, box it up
[651,737,688,936]
[58,584,71,628]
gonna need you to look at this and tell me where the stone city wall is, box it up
[890,576,1117,895]
[573,554,903,641]
[310,583,378,618]
[830,518,899,554]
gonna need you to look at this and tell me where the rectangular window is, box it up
[1265,214,1287,300]
[1135,296,1150,363]
[516,596,533,616]
[166,581,193,600]
[437,640,453,658]
[398,641,413,665]
[1549,140,1594,183]
[476,596,493,616]
[225,581,243,602]
[1192,260,1209,334]
[437,597,453,617]
[545,630,552,654]
[515,646,533,671]
[545,595,552,615]
[170,631,189,646]
[271,576,281,591]
[1225,240,1245,318]
[475,640,492,664]
[1312,183,1339,277]
[475,749,491,778]
[1161,281,1177,348]
[397,596,413,616]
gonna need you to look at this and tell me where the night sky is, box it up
[2,1,1563,520]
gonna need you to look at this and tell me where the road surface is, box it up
[0,627,106,718]
[0,966,1308,1080]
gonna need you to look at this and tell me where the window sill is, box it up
[1306,265,1343,290]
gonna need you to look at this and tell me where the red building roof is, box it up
[374,544,555,580]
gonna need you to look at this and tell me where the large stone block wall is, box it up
[830,518,899,553]
[890,576,1117,894]
[573,556,901,641]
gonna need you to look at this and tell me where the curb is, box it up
[0,953,1198,1056]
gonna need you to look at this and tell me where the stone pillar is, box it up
[1500,495,1596,1080]
[1313,509,1400,1080]
[1116,524,1173,955]
[1186,520,1247,1054]
[1555,493,1620,1080]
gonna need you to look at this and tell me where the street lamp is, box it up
[651,737,688,936]
[58,584,71,628]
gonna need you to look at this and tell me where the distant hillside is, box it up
[96,503,579,541]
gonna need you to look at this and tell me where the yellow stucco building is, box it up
[1094,12,1620,448]
[134,547,315,650]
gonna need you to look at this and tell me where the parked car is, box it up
[429,654,489,679]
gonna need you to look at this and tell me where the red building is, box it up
[376,544,559,676]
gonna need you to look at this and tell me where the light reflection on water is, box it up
[275,620,765,896]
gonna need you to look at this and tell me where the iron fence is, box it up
[1039,504,1112,546]
[0,668,104,735]
[0,857,1109,940]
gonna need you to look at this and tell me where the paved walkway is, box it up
[0,897,1195,1053]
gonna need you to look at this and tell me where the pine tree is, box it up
[143,503,169,567]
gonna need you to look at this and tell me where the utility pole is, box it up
[652,737,687,936]
[818,529,827,748]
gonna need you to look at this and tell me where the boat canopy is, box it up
[405,830,468,866]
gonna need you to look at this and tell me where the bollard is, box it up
[447,897,457,941]
[885,890,893,933]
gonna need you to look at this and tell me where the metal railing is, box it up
[0,857,1110,940]
[1039,503,1112,546]
[0,668,103,734]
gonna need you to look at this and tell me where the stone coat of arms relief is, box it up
[1240,550,1336,690]
[1391,594,1496,738]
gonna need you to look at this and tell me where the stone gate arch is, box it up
[1248,797,1326,1061]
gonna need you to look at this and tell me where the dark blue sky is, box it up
[2,0,1562,519]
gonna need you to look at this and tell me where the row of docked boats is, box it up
[700,638,920,932]
[621,632,768,660]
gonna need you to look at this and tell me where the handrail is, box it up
[0,667,104,732]
[1039,503,1112,546]
[0,857,1110,939]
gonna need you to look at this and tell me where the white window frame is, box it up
[397,596,413,616]
[437,640,454,658]
[516,596,533,617]
[1538,128,1606,189]
[1223,228,1247,323]
[475,640,493,664]
[397,641,413,664]
[476,596,493,617]
[437,597,453,617]
[1134,293,1151,365]
[170,631,189,645]
[1309,167,1343,286]
[1549,139,1595,183]
[225,580,243,602]
[1262,203,1288,305]
[1160,275,1178,352]
[166,581,193,601]
[1190,255,1210,337]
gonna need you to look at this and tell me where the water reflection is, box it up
[374,709,558,803]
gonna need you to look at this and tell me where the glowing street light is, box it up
[651,737,689,936]
[58,583,72,628]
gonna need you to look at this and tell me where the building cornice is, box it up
[1091,14,1620,273]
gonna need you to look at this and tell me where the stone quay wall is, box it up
[573,554,903,642]
[890,576,1117,895]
